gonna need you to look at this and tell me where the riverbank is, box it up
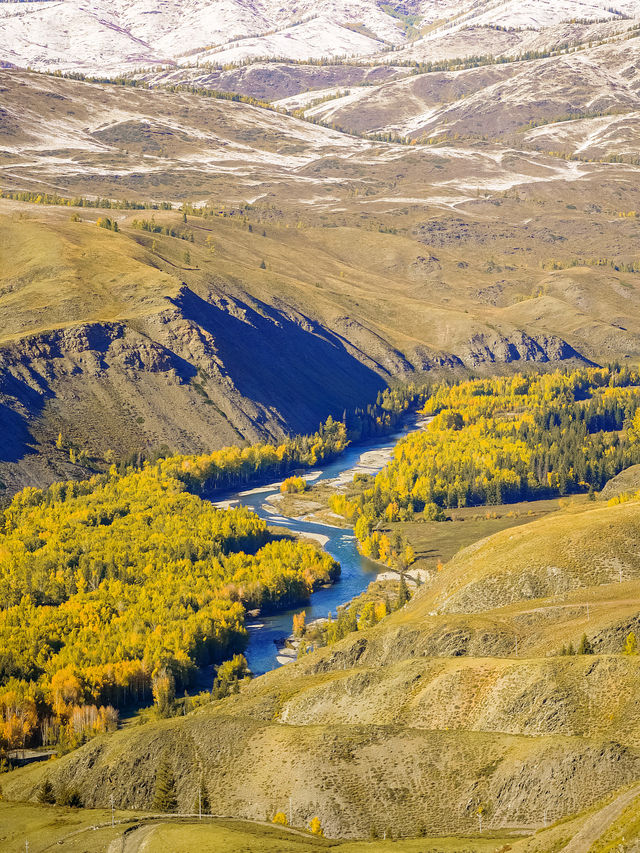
[264,416,432,525]
[225,414,429,675]
[274,571,408,666]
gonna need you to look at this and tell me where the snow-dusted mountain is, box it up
[1,0,639,73]
[0,0,402,71]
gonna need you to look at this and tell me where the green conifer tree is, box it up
[396,574,410,609]
[37,778,56,804]
[578,634,594,655]
[152,756,178,813]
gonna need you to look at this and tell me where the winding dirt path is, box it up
[561,784,640,852]
[108,824,157,853]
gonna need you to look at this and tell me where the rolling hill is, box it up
[4,495,640,843]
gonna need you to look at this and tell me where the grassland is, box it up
[4,788,640,851]
[389,496,578,574]
[0,803,339,853]
[0,801,597,852]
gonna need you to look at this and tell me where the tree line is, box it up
[330,367,640,556]
[0,465,337,761]
[0,189,171,211]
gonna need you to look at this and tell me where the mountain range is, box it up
[1,0,639,72]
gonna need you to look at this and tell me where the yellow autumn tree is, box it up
[50,667,83,718]
[309,816,324,836]
[624,631,638,655]
[292,611,306,637]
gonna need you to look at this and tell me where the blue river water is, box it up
[222,416,422,675]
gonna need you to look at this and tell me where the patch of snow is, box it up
[187,18,385,66]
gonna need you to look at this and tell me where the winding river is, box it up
[217,415,424,675]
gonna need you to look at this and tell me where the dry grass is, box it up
[0,801,527,852]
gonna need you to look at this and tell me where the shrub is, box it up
[37,778,56,804]
[56,786,83,808]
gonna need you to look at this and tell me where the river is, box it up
[216,415,425,675]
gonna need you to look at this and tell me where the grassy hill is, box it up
[0,204,391,493]
[4,495,640,842]
[4,788,640,851]
[0,801,528,852]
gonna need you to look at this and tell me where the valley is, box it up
[3,367,640,850]
[2,1,640,850]
[3,63,640,496]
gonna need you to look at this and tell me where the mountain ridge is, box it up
[2,0,639,73]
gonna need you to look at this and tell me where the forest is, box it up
[0,464,337,760]
[330,367,640,564]
[0,390,430,761]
